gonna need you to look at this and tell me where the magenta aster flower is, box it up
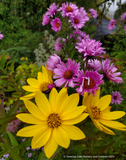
[75,70,103,96]
[73,30,89,40]
[87,59,101,71]
[0,32,4,40]
[28,153,32,158]
[75,38,106,59]
[121,12,126,21]
[111,91,123,105]
[46,53,61,71]
[89,8,97,18]
[58,2,78,17]
[108,19,116,30]
[53,58,80,88]
[102,59,122,83]
[46,3,59,17]
[51,17,62,32]
[42,14,50,26]
[54,37,66,51]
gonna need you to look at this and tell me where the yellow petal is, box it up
[16,113,46,124]
[99,119,126,130]
[98,122,115,135]
[31,128,51,149]
[61,105,86,120]
[82,92,89,107]
[102,106,111,113]
[86,106,94,120]
[61,125,86,140]
[54,126,70,148]
[49,88,58,112]
[27,78,40,87]
[97,95,111,111]
[24,100,46,120]
[59,93,79,114]
[16,124,46,137]
[20,93,35,100]
[42,66,48,78]
[62,113,89,125]
[37,72,45,83]
[93,119,103,131]
[101,111,125,120]
[22,86,36,92]
[44,130,58,159]
[91,89,100,107]
[35,91,51,116]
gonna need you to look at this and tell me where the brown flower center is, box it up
[66,6,73,12]
[91,107,101,119]
[74,18,79,24]
[39,83,49,91]
[113,96,117,100]
[63,70,73,79]
[108,69,113,74]
[83,78,95,89]
[55,22,60,28]
[47,113,61,128]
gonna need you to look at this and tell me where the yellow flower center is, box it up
[74,18,79,24]
[63,70,73,79]
[91,106,101,119]
[39,83,49,91]
[66,6,73,12]
[83,78,95,89]
[47,113,61,128]
[55,22,60,28]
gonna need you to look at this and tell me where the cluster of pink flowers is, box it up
[108,19,116,30]
[89,8,97,18]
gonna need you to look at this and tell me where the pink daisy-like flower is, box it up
[42,14,50,26]
[51,17,62,32]
[86,59,101,71]
[102,59,122,83]
[46,3,59,17]
[89,8,97,18]
[75,70,103,96]
[75,38,106,59]
[53,58,80,88]
[58,2,78,17]
[108,19,116,30]
[28,153,32,158]
[54,37,66,51]
[124,25,126,33]
[111,91,123,105]
[73,30,89,40]
[0,32,4,40]
[121,12,126,21]
[46,53,61,72]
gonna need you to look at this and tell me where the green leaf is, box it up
[37,151,48,160]
[0,54,5,68]
[0,100,5,118]
[0,114,17,125]
[8,132,18,148]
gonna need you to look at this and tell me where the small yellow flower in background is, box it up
[20,66,53,100]
[82,89,126,135]
[16,88,88,158]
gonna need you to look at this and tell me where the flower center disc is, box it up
[83,78,95,89]
[64,70,73,79]
[66,6,73,12]
[39,83,48,91]
[47,113,61,128]
[114,96,117,100]
[91,107,101,119]
[55,22,60,28]
[108,69,113,74]
[74,18,79,24]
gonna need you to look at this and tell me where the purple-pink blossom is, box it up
[102,59,122,83]
[0,32,4,40]
[111,91,123,105]
[51,17,62,32]
[7,119,21,133]
[86,59,101,71]
[89,8,97,18]
[121,12,126,21]
[108,19,116,30]
[46,3,59,17]
[54,37,66,51]
[28,153,32,157]
[75,70,103,96]
[53,58,80,88]
[42,14,50,26]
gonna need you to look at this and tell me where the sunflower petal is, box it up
[93,119,103,131]
[97,95,111,111]
[82,92,89,107]
[22,86,36,92]
[27,78,40,87]
[54,127,70,148]
[101,111,125,120]
[91,89,100,106]
[61,125,85,140]
[49,88,58,112]
[98,123,115,135]
[31,128,51,149]
[37,72,45,83]
[44,130,58,159]
[20,93,35,100]
[16,124,46,137]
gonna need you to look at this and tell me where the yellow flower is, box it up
[20,66,53,100]
[82,89,126,135]
[16,88,89,158]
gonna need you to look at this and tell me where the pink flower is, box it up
[75,38,106,59]
[86,59,101,71]
[121,12,126,21]
[124,25,126,33]
[54,37,66,51]
[108,19,116,30]
[89,8,97,18]
[28,153,32,157]
[7,119,21,133]
[58,2,78,17]
[46,53,61,72]
[111,91,123,105]
[73,29,89,40]
[53,58,80,88]
[42,14,50,26]
[51,17,62,32]
[46,3,59,17]
[0,32,4,40]
[102,59,122,83]
[75,70,103,96]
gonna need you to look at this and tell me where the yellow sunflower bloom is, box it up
[16,88,89,158]
[82,89,126,135]
[20,66,53,100]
